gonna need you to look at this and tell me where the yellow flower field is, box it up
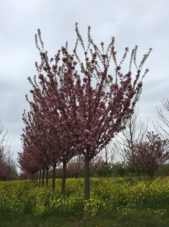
[0,177,169,219]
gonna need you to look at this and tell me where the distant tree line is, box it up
[0,124,18,180]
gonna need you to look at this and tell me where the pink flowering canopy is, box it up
[30,24,151,161]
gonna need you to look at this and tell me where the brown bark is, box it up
[35,173,38,182]
[42,168,45,186]
[61,161,66,196]
[84,156,90,200]
[52,163,56,191]
[46,167,49,187]
[39,170,41,183]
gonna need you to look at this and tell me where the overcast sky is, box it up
[0,0,169,162]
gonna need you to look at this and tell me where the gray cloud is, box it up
[0,0,169,161]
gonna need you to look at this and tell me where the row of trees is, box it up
[18,24,151,199]
[18,107,169,181]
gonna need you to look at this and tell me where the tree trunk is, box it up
[61,161,67,196]
[84,156,90,200]
[35,173,38,182]
[39,170,41,183]
[150,170,154,180]
[46,167,49,187]
[52,163,56,191]
[31,174,33,182]
[42,168,45,186]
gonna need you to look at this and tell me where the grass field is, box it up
[1,177,169,226]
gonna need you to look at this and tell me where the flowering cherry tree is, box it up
[21,24,151,199]
[133,132,169,179]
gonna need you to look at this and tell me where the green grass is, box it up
[1,210,169,227]
[1,177,169,226]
